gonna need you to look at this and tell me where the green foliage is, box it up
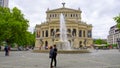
[111,44,117,47]
[114,14,120,29]
[0,7,34,47]
[93,39,107,45]
[105,44,110,47]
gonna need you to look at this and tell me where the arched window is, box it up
[51,29,54,36]
[50,14,51,17]
[76,14,78,17]
[65,14,67,17]
[79,41,82,48]
[72,29,76,36]
[46,30,48,37]
[45,41,48,50]
[56,29,59,32]
[52,14,54,17]
[42,31,44,37]
[83,30,85,37]
[71,14,72,17]
[79,30,82,37]
[67,29,71,33]
[87,30,92,38]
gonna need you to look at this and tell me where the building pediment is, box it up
[46,7,81,13]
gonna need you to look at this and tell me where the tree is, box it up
[93,39,107,45]
[114,14,120,29]
[23,31,35,47]
[0,7,32,46]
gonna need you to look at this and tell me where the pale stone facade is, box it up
[0,0,8,7]
[35,4,93,49]
[107,25,120,45]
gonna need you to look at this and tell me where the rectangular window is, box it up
[71,14,72,17]
[83,30,85,37]
[76,14,78,17]
[79,30,82,37]
[65,14,67,17]
[87,30,92,38]
[50,14,51,17]
[42,31,44,37]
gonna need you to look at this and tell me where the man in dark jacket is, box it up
[49,45,57,68]
[4,45,9,56]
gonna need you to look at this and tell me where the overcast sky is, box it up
[9,0,120,39]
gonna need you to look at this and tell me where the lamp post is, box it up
[40,37,43,43]
[72,36,74,48]
[84,39,87,49]
[40,37,43,50]
[52,35,55,45]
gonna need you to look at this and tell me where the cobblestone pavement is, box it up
[0,49,120,68]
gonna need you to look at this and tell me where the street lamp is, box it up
[40,37,43,46]
[72,36,74,48]
[52,35,55,45]
[84,39,87,49]
[72,36,74,41]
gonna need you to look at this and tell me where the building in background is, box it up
[107,25,120,44]
[0,0,8,7]
[35,3,93,49]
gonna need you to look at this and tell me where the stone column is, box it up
[41,29,43,37]
[40,29,42,37]
[85,30,87,38]
[35,29,37,38]
[76,28,79,37]
[48,28,50,37]
[44,30,46,37]
[71,27,73,36]
[81,29,83,38]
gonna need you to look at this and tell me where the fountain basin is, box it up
[33,49,90,54]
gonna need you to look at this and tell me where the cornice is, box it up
[46,7,82,13]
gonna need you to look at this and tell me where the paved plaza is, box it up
[0,49,120,68]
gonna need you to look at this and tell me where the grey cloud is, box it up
[9,0,120,39]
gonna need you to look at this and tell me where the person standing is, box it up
[53,44,57,67]
[0,46,1,51]
[4,45,9,56]
[49,46,54,68]
[49,45,58,68]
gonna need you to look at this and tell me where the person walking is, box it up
[49,45,57,68]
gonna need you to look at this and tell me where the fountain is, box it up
[55,13,71,50]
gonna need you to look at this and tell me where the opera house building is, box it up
[35,4,93,49]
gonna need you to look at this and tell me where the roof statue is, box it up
[62,2,65,8]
